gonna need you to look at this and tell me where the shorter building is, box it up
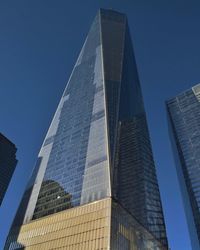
[166,83,200,250]
[0,133,18,205]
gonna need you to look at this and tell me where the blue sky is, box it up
[0,1,200,249]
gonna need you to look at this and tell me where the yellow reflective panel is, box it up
[6,198,111,250]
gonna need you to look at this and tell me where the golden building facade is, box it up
[6,198,167,250]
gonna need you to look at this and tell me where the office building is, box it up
[166,83,200,250]
[0,133,17,206]
[6,9,168,250]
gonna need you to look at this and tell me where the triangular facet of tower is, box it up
[23,10,111,222]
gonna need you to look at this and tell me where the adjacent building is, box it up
[0,133,17,206]
[166,83,200,250]
[6,9,168,249]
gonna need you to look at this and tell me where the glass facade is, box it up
[111,200,167,250]
[167,83,200,250]
[6,9,168,249]
[0,133,18,206]
[23,11,110,223]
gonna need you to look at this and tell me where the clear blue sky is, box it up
[0,1,200,249]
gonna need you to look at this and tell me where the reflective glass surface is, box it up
[100,10,167,246]
[28,12,110,221]
[167,84,200,249]
[12,9,168,249]
[111,200,168,250]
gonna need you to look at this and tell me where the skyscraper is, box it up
[0,133,18,206]
[6,9,168,249]
[166,83,200,250]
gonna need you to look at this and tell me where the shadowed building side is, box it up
[0,133,18,206]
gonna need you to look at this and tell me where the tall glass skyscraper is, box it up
[6,9,168,250]
[167,83,200,250]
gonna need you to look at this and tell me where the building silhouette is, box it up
[167,83,200,250]
[0,133,17,206]
[6,9,168,249]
